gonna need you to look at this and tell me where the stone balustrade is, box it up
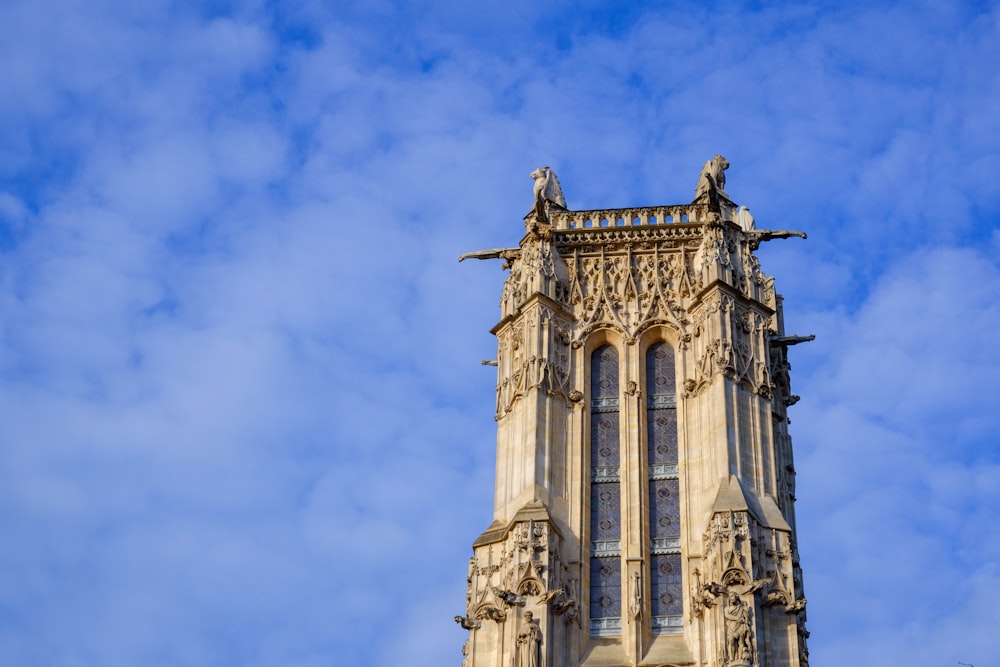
[548,203,720,230]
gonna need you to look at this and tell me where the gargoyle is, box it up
[705,581,729,598]
[746,229,807,250]
[493,588,525,607]
[785,598,807,614]
[770,334,815,347]
[454,615,481,630]
[554,597,581,627]
[458,247,521,264]
[537,588,565,605]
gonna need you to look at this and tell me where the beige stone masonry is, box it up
[457,163,810,667]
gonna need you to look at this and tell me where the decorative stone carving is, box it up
[690,568,717,618]
[563,242,693,342]
[540,585,580,624]
[785,598,807,614]
[629,569,642,619]
[551,574,582,627]
[684,293,772,398]
[516,564,545,597]
[495,305,573,419]
[538,587,564,604]
[495,587,527,607]
[454,615,481,630]
[480,606,507,622]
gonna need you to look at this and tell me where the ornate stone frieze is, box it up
[466,518,571,624]
[688,218,782,303]
[684,294,772,398]
[693,504,810,667]
[561,242,694,342]
[501,241,568,316]
[553,224,704,249]
[495,304,572,419]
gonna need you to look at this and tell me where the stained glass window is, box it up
[650,554,683,627]
[589,555,622,622]
[590,345,621,636]
[646,342,682,633]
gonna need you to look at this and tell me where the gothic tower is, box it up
[456,160,811,667]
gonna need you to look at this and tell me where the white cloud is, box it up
[0,0,998,665]
[791,245,1000,663]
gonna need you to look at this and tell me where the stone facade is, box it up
[457,162,810,667]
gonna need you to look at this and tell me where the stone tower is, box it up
[456,160,811,667]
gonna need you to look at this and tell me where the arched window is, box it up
[646,341,682,634]
[589,345,621,637]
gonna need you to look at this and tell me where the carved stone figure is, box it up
[517,611,542,667]
[495,587,525,607]
[552,596,578,621]
[695,154,729,198]
[530,166,567,209]
[785,598,807,614]
[724,592,755,666]
[454,615,481,630]
[480,606,506,622]
[538,588,565,605]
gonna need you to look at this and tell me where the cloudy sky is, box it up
[1,0,998,665]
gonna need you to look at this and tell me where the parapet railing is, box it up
[548,203,719,231]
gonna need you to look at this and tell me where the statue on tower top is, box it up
[695,154,729,199]
[530,166,567,209]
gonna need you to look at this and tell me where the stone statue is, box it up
[724,592,755,666]
[517,611,542,667]
[530,166,567,209]
[695,154,729,198]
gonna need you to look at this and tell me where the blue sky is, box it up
[1,1,998,665]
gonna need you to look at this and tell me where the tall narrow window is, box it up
[646,342,682,633]
[589,345,621,637]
